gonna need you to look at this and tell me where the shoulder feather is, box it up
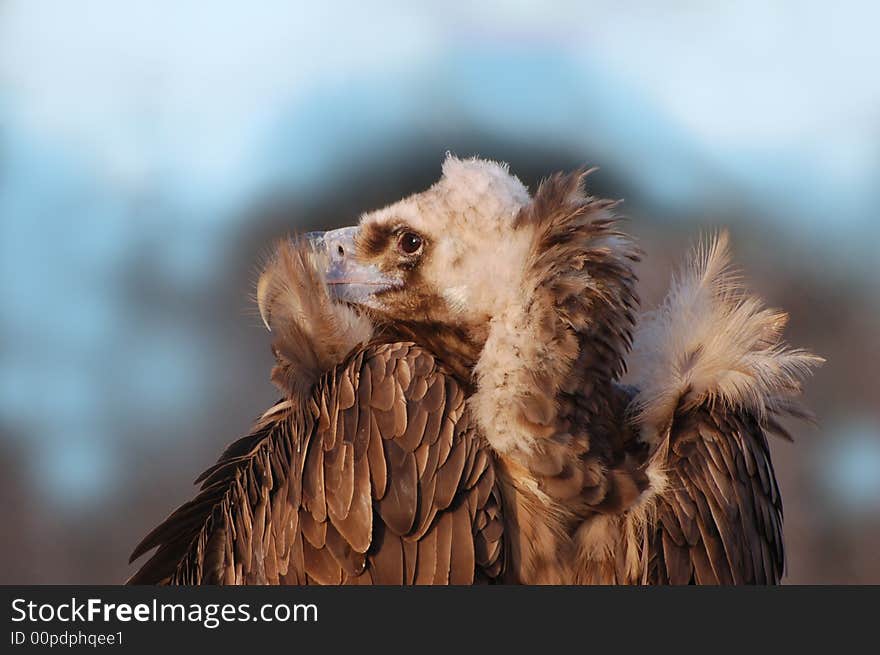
[628,231,823,441]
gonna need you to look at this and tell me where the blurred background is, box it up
[1,1,878,584]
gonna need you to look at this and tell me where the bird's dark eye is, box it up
[397,232,423,255]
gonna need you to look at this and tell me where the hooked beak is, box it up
[258,226,400,331]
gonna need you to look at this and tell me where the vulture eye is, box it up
[397,232,423,255]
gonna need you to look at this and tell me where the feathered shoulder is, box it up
[627,231,823,442]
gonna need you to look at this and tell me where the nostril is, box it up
[337,244,345,257]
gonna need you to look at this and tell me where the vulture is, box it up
[129,156,821,585]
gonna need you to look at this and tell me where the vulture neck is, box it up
[469,296,631,460]
[373,312,629,417]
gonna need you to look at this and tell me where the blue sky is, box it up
[3,1,879,230]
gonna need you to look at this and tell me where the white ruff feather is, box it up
[628,231,823,440]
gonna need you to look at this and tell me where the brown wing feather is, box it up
[646,406,785,585]
[128,342,505,585]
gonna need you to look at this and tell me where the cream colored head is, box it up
[326,155,536,329]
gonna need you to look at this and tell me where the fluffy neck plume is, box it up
[628,231,823,441]
[470,170,641,457]
[257,239,374,398]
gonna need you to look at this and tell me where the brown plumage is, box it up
[129,155,821,585]
[128,340,504,585]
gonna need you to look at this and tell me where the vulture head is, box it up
[311,159,531,330]
[258,155,640,456]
